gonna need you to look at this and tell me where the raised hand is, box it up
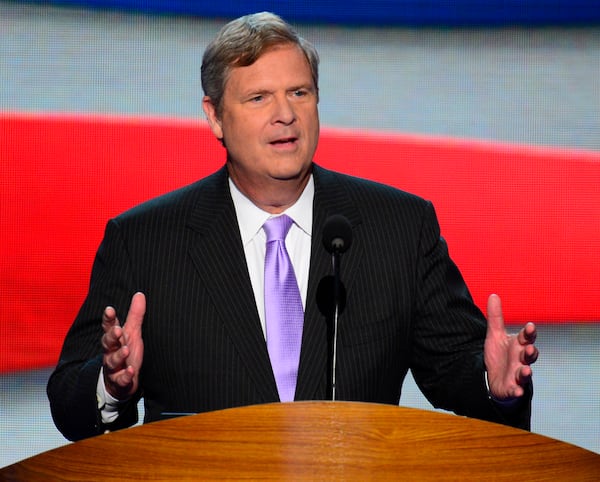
[101,292,146,401]
[484,294,538,401]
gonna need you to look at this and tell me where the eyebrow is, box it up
[289,83,316,92]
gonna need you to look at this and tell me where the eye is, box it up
[293,89,307,97]
[250,94,264,103]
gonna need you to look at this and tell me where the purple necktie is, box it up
[263,215,304,402]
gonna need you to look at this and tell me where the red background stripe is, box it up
[1,113,598,372]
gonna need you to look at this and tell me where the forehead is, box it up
[225,44,313,92]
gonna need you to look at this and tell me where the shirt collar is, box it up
[229,175,314,246]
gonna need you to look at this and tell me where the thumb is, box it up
[486,293,505,337]
[125,292,146,332]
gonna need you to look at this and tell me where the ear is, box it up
[202,96,224,140]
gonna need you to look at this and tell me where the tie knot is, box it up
[263,214,293,242]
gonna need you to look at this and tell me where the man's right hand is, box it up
[101,292,145,401]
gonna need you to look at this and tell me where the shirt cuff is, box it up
[97,367,130,425]
[485,371,520,408]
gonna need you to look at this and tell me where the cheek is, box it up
[307,114,320,144]
[305,107,320,130]
[225,124,258,151]
[225,113,262,138]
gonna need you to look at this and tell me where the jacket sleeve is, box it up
[47,219,141,441]
[409,201,532,430]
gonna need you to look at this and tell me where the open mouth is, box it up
[270,137,297,145]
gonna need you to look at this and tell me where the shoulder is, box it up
[313,164,432,215]
[113,167,228,226]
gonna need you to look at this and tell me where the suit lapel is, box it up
[296,165,364,400]
[186,167,279,402]
[183,165,364,403]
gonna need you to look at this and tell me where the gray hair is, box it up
[201,12,320,116]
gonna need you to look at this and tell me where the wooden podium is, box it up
[2,402,598,480]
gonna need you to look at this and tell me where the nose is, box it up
[271,94,296,125]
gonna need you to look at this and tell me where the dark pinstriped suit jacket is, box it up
[48,164,531,441]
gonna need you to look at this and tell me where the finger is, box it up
[518,322,537,345]
[101,324,124,352]
[102,306,119,328]
[516,364,533,387]
[111,365,135,388]
[102,319,130,349]
[103,344,130,374]
[521,344,539,365]
[486,293,505,337]
[102,307,122,349]
[104,365,136,398]
[124,292,146,334]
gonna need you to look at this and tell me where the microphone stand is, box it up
[322,214,352,402]
[331,249,341,401]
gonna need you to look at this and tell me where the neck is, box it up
[227,167,312,214]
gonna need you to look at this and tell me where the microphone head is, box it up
[322,215,352,254]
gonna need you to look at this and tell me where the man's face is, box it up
[203,43,320,208]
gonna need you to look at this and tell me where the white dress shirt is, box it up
[229,175,314,336]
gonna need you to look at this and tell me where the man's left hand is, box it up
[484,293,539,401]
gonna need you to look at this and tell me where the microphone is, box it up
[323,214,352,255]
[322,215,352,401]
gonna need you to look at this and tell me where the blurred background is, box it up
[1,0,599,467]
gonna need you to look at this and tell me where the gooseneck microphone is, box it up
[322,215,352,401]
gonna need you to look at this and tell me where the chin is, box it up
[274,165,311,181]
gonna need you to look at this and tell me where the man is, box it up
[48,12,538,441]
